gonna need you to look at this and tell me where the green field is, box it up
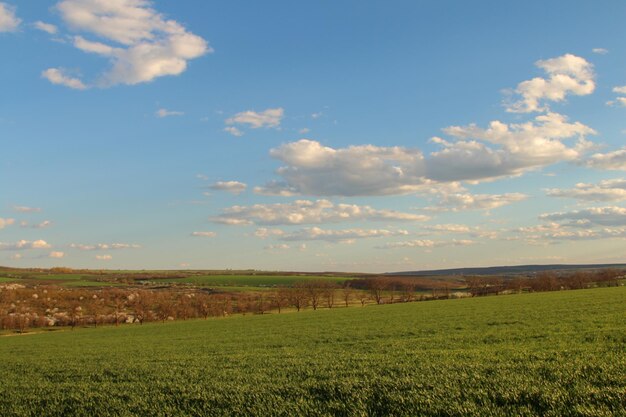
[1,287,625,416]
[160,274,350,287]
[0,276,18,283]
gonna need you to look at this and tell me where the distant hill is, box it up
[388,263,626,277]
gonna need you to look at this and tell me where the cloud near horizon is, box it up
[212,199,429,226]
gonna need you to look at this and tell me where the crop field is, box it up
[1,286,625,416]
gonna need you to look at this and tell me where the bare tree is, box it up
[342,283,354,307]
[367,278,387,305]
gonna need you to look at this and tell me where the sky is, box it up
[2,1,626,273]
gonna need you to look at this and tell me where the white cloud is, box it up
[428,192,528,212]
[212,199,429,226]
[42,68,88,90]
[299,128,311,134]
[13,206,42,213]
[225,108,284,129]
[592,48,608,55]
[0,240,52,250]
[10,254,22,260]
[506,54,595,113]
[156,108,183,118]
[585,148,626,170]
[0,2,20,32]
[190,231,216,238]
[608,86,626,107]
[223,126,244,137]
[34,21,58,34]
[49,251,65,259]
[49,0,210,88]
[0,218,15,229]
[208,181,247,195]
[264,113,594,196]
[546,179,626,202]
[279,227,409,243]
[69,243,140,250]
[377,239,475,249]
[95,254,112,260]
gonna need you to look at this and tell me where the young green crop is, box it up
[1,286,625,416]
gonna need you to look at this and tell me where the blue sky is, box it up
[2,0,626,272]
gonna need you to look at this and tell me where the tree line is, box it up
[0,269,622,333]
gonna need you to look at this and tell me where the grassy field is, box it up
[1,287,625,416]
[160,274,350,287]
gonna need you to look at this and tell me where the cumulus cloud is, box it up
[95,254,112,260]
[279,227,409,243]
[263,113,594,196]
[13,206,42,213]
[427,192,528,212]
[49,251,65,258]
[0,218,15,229]
[377,239,475,249]
[584,148,626,170]
[506,54,595,113]
[0,2,20,32]
[156,108,183,118]
[225,108,284,133]
[546,179,626,202]
[212,199,429,226]
[34,21,58,34]
[0,240,52,250]
[592,48,608,55]
[46,0,210,88]
[208,181,247,195]
[190,231,216,237]
[42,68,88,90]
[69,243,140,250]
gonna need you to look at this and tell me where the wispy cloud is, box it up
[213,200,429,226]
[13,206,42,213]
[34,21,58,34]
[156,108,184,118]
